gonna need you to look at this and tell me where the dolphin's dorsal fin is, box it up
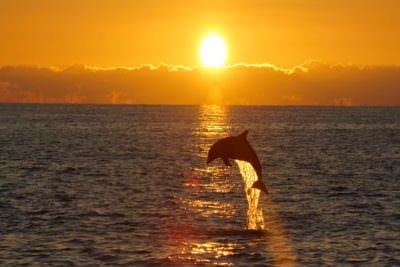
[238,130,248,140]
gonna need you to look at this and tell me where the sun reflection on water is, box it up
[183,104,233,215]
[187,241,237,257]
[171,104,299,266]
[165,241,242,266]
[196,105,230,158]
[184,167,233,193]
[166,104,238,266]
[181,198,235,218]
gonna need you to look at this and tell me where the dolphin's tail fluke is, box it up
[252,180,268,194]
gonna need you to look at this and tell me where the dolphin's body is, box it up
[206,130,268,194]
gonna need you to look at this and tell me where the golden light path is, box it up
[180,105,298,266]
[210,105,299,266]
[178,105,236,266]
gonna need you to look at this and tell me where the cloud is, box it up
[0,62,399,105]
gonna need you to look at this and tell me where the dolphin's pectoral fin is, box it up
[222,157,232,167]
[252,180,268,194]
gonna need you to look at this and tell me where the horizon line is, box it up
[1,102,399,107]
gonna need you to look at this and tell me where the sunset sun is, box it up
[200,35,227,68]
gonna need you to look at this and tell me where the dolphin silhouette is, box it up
[206,130,268,194]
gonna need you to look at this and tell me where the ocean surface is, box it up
[0,104,399,266]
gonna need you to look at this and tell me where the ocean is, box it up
[0,104,399,266]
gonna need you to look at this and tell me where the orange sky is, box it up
[1,1,399,105]
[1,0,399,67]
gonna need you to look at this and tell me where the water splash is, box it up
[235,160,264,230]
[236,160,299,266]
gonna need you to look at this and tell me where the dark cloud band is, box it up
[0,62,399,105]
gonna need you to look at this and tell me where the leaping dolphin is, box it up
[206,130,268,194]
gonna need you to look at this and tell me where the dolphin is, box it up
[206,130,268,194]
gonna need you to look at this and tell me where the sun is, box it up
[200,35,227,68]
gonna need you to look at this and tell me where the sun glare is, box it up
[200,35,227,68]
